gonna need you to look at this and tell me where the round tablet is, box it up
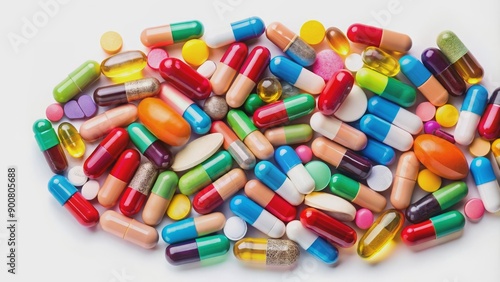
[46,103,64,122]
[171,133,224,171]
[182,39,209,67]
[311,49,344,81]
[67,166,88,187]
[366,165,393,192]
[300,20,326,45]
[223,216,247,241]
[464,198,485,222]
[295,145,313,163]
[334,85,367,122]
[417,168,442,193]
[197,60,217,79]
[415,101,436,122]
[355,208,374,230]
[304,192,356,221]
[203,95,229,121]
[435,104,459,127]
[167,194,191,221]
[100,31,123,54]
[305,161,331,191]
[81,180,100,201]
[344,53,364,73]
[147,48,169,70]
[469,137,491,157]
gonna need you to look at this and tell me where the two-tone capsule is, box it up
[310,112,367,151]
[210,121,256,170]
[252,94,315,129]
[210,42,248,95]
[234,238,300,266]
[421,48,466,97]
[286,220,338,264]
[269,56,325,95]
[266,22,316,67]
[367,96,423,135]
[205,16,265,49]
[254,161,304,206]
[470,157,500,213]
[274,145,315,194]
[140,20,204,48]
[93,77,160,106]
[478,88,500,140]
[33,119,68,174]
[119,162,158,217]
[128,122,173,169]
[264,124,313,146]
[359,114,414,152]
[300,208,357,248]
[142,170,178,226]
[159,57,212,100]
[165,234,230,265]
[454,85,488,145]
[161,212,226,244]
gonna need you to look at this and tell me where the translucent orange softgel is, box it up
[413,134,468,180]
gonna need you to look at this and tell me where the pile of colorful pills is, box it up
[33,16,500,268]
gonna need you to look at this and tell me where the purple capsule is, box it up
[421,48,466,96]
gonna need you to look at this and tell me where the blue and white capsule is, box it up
[204,16,265,49]
[286,220,338,265]
[230,195,286,238]
[275,145,315,194]
[361,138,396,166]
[254,160,304,205]
[470,157,500,213]
[359,114,413,152]
[161,212,226,244]
[159,82,211,135]
[367,96,423,135]
[269,56,325,95]
[454,85,489,146]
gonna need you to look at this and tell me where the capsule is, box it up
[359,138,396,166]
[158,82,211,134]
[137,97,191,146]
[140,20,204,48]
[300,208,357,248]
[390,151,420,210]
[399,54,449,106]
[423,121,455,144]
[101,50,147,78]
[161,212,226,244]
[325,27,350,56]
[226,109,274,160]
[286,220,338,264]
[210,121,256,170]
[252,94,315,129]
[357,209,404,259]
[225,46,270,108]
[264,124,313,146]
[347,23,412,53]
[93,77,160,106]
[142,170,178,226]
[127,123,171,169]
[437,30,484,84]
[310,112,367,151]
[165,234,230,265]
[367,96,423,135]
[230,195,286,238]
[53,60,101,103]
[401,210,465,247]
[178,150,233,195]
[57,122,85,158]
[83,127,129,179]
[48,175,99,227]
[205,16,265,48]
[275,145,315,194]
[100,210,158,249]
[192,168,247,214]
[329,173,386,213]
[119,162,158,217]
[234,238,300,266]
[421,48,466,97]
[406,181,468,224]
[33,119,68,174]
[243,93,265,115]
[266,22,316,67]
[210,42,248,95]
[454,85,488,145]
[98,149,141,208]
[269,56,325,95]
[311,137,372,179]
[359,114,414,152]
[470,157,500,213]
[79,103,138,142]
[317,69,354,115]
[492,139,500,169]
[478,88,500,140]
[159,57,212,100]
[254,161,304,206]
[361,46,400,77]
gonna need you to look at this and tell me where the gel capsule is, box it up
[128,122,172,169]
[142,170,178,226]
[405,181,468,224]
[325,27,350,56]
[269,56,325,95]
[234,238,300,266]
[57,122,85,158]
[226,46,270,108]
[264,124,313,146]
[360,114,414,152]
[470,157,500,213]
[33,119,68,174]
[310,112,367,151]
[275,145,315,194]
[119,161,158,217]
[357,209,404,259]
[53,60,101,103]
[390,151,420,210]
[165,234,230,265]
[367,96,423,135]
[210,121,256,170]
[478,88,500,140]
[48,175,99,227]
[100,210,158,249]
[286,220,338,264]
[252,94,315,129]
[210,42,248,95]
[79,103,138,142]
[361,46,400,77]
[140,20,204,48]
[347,23,412,53]
[83,127,129,179]
[300,208,357,248]
[317,70,354,115]
[454,85,488,145]
[162,212,226,244]
[437,30,484,84]
[266,22,316,67]
[205,16,265,48]
[254,161,304,206]
[93,77,160,106]
[101,50,147,78]
[159,57,212,100]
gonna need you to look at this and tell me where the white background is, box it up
[1,0,500,282]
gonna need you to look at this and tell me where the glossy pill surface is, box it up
[165,234,230,265]
[100,210,158,249]
[33,119,68,174]
[53,60,101,103]
[101,50,147,78]
[234,238,300,266]
[58,122,86,158]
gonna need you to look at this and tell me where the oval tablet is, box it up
[170,133,224,171]
[304,192,356,221]
[167,194,191,221]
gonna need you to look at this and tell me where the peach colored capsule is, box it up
[210,42,248,95]
[310,112,367,151]
[390,151,420,210]
[100,210,158,249]
[79,103,137,142]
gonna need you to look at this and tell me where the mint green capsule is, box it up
[53,60,101,103]
[244,93,265,115]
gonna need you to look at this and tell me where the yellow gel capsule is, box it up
[100,31,123,55]
[182,39,209,67]
[257,77,282,103]
[233,238,300,266]
[57,122,85,158]
[101,50,147,78]
[357,209,404,259]
[362,46,400,77]
[300,20,326,45]
[166,194,191,220]
[417,169,441,193]
[492,139,500,169]
[326,27,350,56]
[435,104,459,128]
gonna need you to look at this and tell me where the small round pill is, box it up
[167,194,191,221]
[415,101,436,122]
[197,60,217,79]
[257,77,282,103]
[344,53,364,73]
[300,20,326,45]
[46,103,64,122]
[469,137,491,157]
[305,161,331,192]
[182,39,209,67]
[295,145,313,163]
[436,104,459,127]
[223,216,247,241]
[464,198,485,222]
[312,49,344,81]
[81,180,100,201]
[355,208,374,230]
[366,165,393,192]
[203,95,229,121]
[100,31,123,54]
[147,48,169,70]
[67,166,88,187]
[417,169,442,193]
